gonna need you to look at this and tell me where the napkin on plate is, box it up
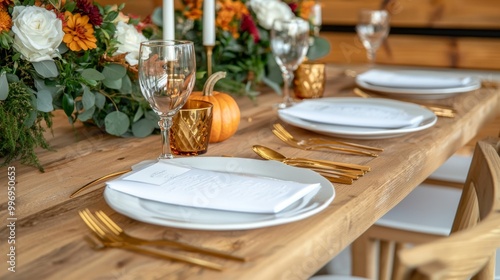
[357,69,472,89]
[279,100,424,128]
[106,161,321,214]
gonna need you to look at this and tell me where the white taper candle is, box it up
[203,0,215,46]
[163,0,175,40]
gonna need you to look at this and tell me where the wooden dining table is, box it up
[1,64,499,280]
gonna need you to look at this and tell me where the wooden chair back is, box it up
[396,137,500,279]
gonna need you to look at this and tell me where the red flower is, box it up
[241,14,260,43]
[76,0,102,26]
[288,2,298,13]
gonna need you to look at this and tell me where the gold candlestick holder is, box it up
[205,45,214,77]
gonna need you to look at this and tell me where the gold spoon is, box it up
[252,145,370,172]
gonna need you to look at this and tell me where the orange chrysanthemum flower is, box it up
[298,0,315,20]
[0,10,11,32]
[216,0,249,39]
[183,0,203,20]
[63,11,97,51]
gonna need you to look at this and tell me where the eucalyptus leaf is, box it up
[95,92,106,109]
[81,68,105,81]
[103,78,122,90]
[307,37,331,61]
[104,111,130,136]
[34,78,57,95]
[121,75,132,94]
[32,60,59,78]
[145,110,160,129]
[0,72,8,100]
[35,90,54,112]
[103,64,127,80]
[77,106,95,121]
[6,73,19,83]
[82,87,95,109]
[62,93,75,117]
[58,43,69,55]
[151,7,163,26]
[133,106,144,122]
[132,118,156,137]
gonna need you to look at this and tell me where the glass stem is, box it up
[367,49,376,66]
[158,116,174,160]
[282,71,294,107]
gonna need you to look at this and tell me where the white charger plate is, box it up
[278,98,437,139]
[356,70,481,99]
[104,157,335,230]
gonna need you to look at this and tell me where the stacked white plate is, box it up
[104,158,335,230]
[278,97,437,139]
[355,69,481,99]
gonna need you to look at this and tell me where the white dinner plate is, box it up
[278,98,437,139]
[104,157,335,230]
[356,70,481,99]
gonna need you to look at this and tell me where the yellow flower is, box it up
[63,11,97,51]
[216,0,249,39]
[0,10,11,32]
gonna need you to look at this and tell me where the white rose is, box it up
[248,0,295,30]
[113,21,147,66]
[11,6,64,62]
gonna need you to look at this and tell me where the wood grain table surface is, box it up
[1,65,499,280]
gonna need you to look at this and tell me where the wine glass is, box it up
[356,9,390,65]
[271,18,310,109]
[138,40,196,159]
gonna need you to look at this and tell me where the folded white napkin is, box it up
[106,161,321,214]
[280,100,424,128]
[357,69,471,89]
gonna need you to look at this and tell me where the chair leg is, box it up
[379,240,394,280]
[391,243,406,280]
[352,232,377,279]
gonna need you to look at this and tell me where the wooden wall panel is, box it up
[318,33,500,70]
[321,0,500,28]
[457,39,500,70]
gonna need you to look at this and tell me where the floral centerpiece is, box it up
[0,0,161,170]
[153,0,330,96]
[0,0,329,171]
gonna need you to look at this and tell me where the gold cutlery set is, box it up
[79,209,246,270]
[253,123,379,185]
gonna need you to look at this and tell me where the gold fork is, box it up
[274,123,384,152]
[79,210,225,270]
[272,128,379,157]
[92,210,247,261]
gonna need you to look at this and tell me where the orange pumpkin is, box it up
[189,72,241,143]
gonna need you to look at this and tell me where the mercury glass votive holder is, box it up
[293,62,326,99]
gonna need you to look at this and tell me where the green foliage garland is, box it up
[0,82,52,172]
